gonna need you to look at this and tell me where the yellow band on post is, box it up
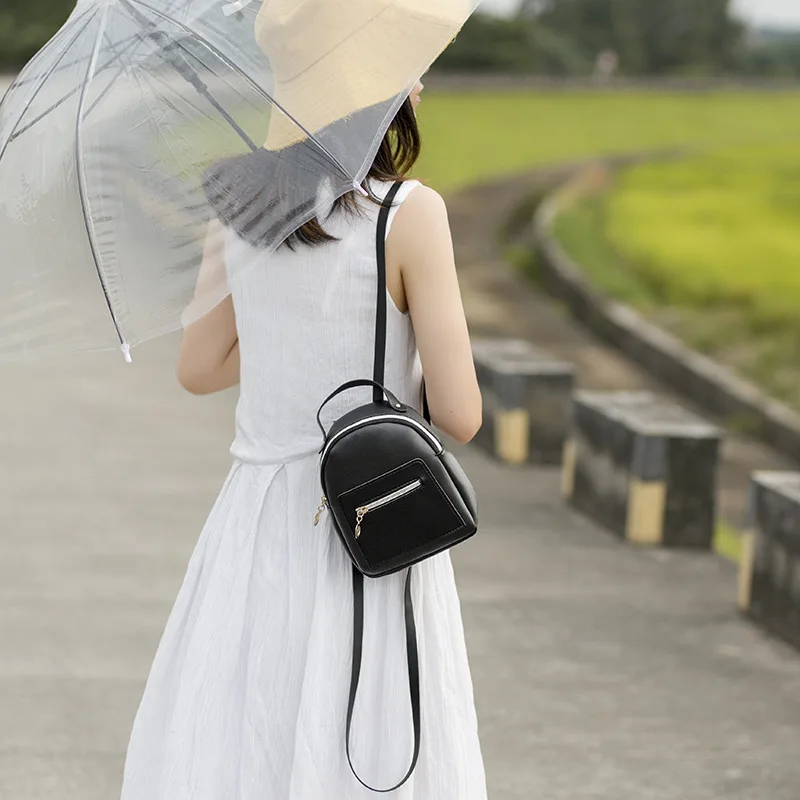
[626,479,667,545]
[562,438,576,499]
[738,531,756,611]
[494,409,530,465]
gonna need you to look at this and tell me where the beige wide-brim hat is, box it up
[255,0,474,150]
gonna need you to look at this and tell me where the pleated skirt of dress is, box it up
[119,453,488,799]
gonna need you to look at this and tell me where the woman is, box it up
[120,79,487,799]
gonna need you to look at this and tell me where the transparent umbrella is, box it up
[0,0,479,362]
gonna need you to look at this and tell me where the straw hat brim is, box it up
[256,3,470,149]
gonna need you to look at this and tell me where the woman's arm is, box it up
[176,220,241,395]
[387,185,482,444]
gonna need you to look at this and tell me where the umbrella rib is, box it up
[81,0,200,121]
[132,25,258,152]
[117,0,259,152]
[125,0,357,184]
[9,0,193,91]
[9,34,137,93]
[6,0,195,137]
[1,5,95,95]
[7,33,142,141]
[0,10,97,166]
[80,30,143,122]
[74,3,128,355]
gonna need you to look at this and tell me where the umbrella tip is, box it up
[121,343,132,364]
[353,180,369,198]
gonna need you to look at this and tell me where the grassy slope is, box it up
[555,142,800,412]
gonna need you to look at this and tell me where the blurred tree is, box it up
[2,0,796,79]
[518,0,745,75]
[436,13,542,73]
[0,0,74,69]
[738,31,800,77]
[436,11,592,75]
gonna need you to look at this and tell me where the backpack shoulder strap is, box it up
[373,181,405,403]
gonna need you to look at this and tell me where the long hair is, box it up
[203,97,421,251]
[283,96,421,250]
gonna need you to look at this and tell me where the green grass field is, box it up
[416,90,800,190]
[555,141,800,412]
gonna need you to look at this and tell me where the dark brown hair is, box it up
[283,96,422,250]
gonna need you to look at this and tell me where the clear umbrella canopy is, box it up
[0,0,479,361]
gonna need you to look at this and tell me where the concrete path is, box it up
[1,338,799,800]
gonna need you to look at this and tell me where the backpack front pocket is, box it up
[338,459,465,566]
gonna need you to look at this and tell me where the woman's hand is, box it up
[176,220,241,395]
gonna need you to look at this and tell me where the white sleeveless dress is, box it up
[120,180,487,800]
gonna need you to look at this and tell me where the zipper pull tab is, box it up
[355,507,367,539]
[313,496,328,526]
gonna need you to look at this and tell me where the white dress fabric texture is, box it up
[120,180,488,800]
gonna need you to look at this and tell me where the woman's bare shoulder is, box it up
[390,183,451,254]
[398,182,447,219]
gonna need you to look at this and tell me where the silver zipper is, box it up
[355,479,422,539]
[320,415,443,465]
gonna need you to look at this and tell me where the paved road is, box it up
[1,337,799,800]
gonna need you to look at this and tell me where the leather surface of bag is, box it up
[317,379,478,578]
